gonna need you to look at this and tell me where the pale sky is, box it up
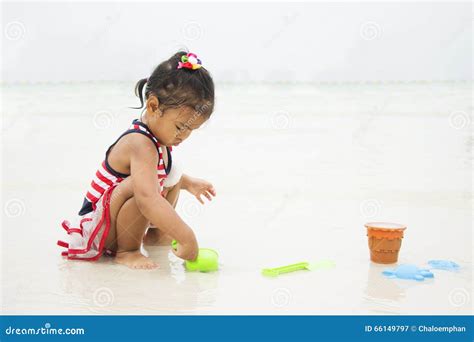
[2,2,472,83]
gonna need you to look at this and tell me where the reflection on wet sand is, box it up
[363,263,405,314]
[57,246,219,315]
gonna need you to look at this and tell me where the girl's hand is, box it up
[172,240,198,261]
[183,175,216,204]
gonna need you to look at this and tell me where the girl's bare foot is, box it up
[143,227,173,246]
[115,250,159,269]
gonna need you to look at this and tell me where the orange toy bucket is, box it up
[365,222,407,264]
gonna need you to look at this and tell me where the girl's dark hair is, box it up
[133,51,215,118]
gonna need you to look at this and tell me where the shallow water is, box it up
[1,82,472,315]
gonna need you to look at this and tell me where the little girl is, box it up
[58,51,216,269]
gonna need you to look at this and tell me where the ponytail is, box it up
[131,78,148,109]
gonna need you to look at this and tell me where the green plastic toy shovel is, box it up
[171,240,219,272]
[262,260,335,277]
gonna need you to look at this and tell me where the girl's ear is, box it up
[146,95,163,116]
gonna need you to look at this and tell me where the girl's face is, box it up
[144,95,208,147]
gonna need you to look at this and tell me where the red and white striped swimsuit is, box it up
[78,119,172,216]
[58,119,172,260]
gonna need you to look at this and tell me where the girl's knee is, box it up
[110,178,134,202]
[116,197,149,241]
[108,178,137,221]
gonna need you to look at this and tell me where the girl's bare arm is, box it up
[128,134,198,260]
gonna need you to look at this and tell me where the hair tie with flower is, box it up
[177,53,202,70]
